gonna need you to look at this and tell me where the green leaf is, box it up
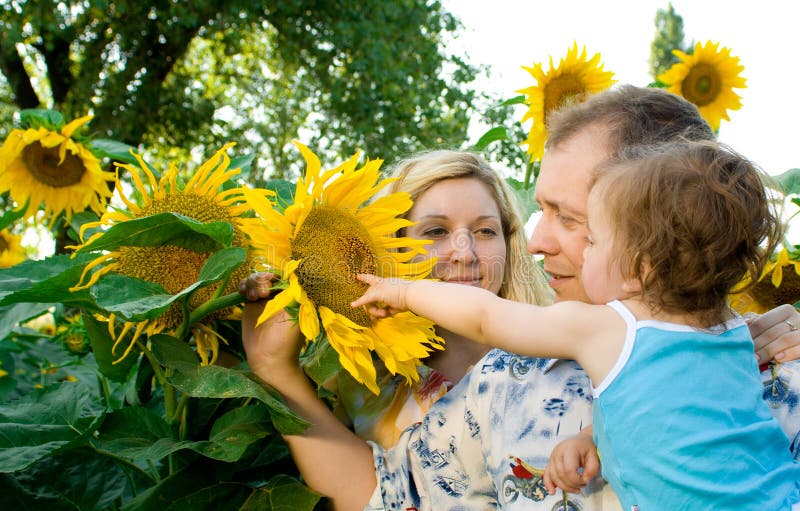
[86,138,141,165]
[0,303,51,341]
[776,168,800,196]
[200,404,272,461]
[0,253,96,307]
[264,179,295,212]
[166,364,309,435]
[19,108,64,130]
[0,382,106,472]
[150,334,199,367]
[121,461,249,511]
[240,475,321,511]
[83,313,139,382]
[472,126,508,151]
[73,212,234,254]
[94,406,182,461]
[506,177,540,219]
[91,247,246,322]
[300,337,342,387]
[0,199,29,231]
[92,275,175,321]
[229,153,255,176]
[2,446,129,510]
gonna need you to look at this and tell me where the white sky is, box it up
[443,0,800,176]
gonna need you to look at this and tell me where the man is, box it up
[242,85,800,511]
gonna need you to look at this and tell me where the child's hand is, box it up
[351,274,413,319]
[238,272,279,302]
[543,427,600,495]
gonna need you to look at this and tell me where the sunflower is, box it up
[71,143,273,365]
[658,40,746,131]
[0,228,25,268]
[729,248,800,314]
[518,42,615,161]
[242,142,444,394]
[0,115,114,225]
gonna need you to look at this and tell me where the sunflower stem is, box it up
[188,292,248,326]
[171,393,190,426]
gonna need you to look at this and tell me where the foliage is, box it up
[0,193,325,508]
[0,0,478,180]
[649,3,690,83]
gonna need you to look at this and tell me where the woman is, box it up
[241,150,551,447]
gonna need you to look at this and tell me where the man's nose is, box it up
[527,215,557,256]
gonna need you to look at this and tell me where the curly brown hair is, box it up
[592,140,783,326]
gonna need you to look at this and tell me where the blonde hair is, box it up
[384,150,552,306]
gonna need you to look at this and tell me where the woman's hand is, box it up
[747,304,800,365]
[239,272,304,385]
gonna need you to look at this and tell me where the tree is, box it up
[649,3,690,83]
[0,0,478,181]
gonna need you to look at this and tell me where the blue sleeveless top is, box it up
[593,300,800,510]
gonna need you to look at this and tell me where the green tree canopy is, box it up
[0,0,479,181]
[649,2,690,83]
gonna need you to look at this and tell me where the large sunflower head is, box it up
[517,42,616,161]
[0,115,114,225]
[71,143,273,365]
[243,141,444,394]
[730,247,800,314]
[658,40,746,131]
[0,228,26,268]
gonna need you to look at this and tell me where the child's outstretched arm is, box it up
[352,274,607,366]
[544,425,600,495]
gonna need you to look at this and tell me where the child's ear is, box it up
[621,254,650,294]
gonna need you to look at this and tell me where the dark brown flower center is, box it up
[544,74,587,122]
[291,206,377,327]
[681,63,722,107]
[22,141,86,187]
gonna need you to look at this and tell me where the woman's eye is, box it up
[476,227,498,237]
[423,227,446,237]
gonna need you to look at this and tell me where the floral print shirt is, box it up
[365,349,800,511]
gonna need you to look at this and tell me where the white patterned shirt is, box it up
[366,349,800,511]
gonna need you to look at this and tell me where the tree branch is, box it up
[0,42,40,108]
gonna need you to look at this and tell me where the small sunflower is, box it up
[242,142,444,394]
[729,248,800,314]
[0,228,25,268]
[0,115,114,225]
[658,40,746,131]
[71,143,273,365]
[518,42,615,161]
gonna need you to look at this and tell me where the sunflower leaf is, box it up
[83,313,140,382]
[73,212,234,254]
[92,248,246,322]
[264,179,295,213]
[472,126,508,151]
[0,253,96,308]
[0,198,29,231]
[165,363,309,435]
[0,382,106,473]
[240,475,321,511]
[18,108,64,130]
[776,168,800,196]
[86,138,141,166]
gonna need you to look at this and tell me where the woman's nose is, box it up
[450,229,476,263]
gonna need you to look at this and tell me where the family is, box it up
[239,85,800,510]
